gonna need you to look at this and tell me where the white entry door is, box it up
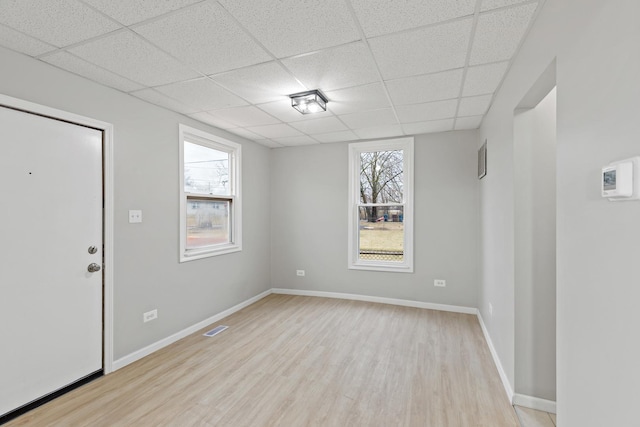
[0,106,103,417]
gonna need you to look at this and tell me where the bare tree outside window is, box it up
[359,150,404,261]
[360,150,403,221]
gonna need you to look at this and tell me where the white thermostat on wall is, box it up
[602,157,640,201]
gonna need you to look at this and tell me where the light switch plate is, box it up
[129,210,142,223]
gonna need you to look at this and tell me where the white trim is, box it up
[112,289,272,371]
[347,137,414,273]
[0,93,116,375]
[477,311,514,402]
[513,393,557,414]
[102,123,115,374]
[271,288,477,314]
[178,124,242,262]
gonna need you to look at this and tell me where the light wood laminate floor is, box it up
[7,295,519,426]
[515,405,556,427]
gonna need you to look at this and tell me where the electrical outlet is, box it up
[143,309,157,323]
[489,303,493,317]
[129,210,142,223]
[296,270,305,277]
[434,279,446,287]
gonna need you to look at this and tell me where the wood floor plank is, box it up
[6,295,519,426]
[515,405,556,427]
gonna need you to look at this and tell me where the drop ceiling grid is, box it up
[79,0,204,26]
[0,23,57,56]
[0,0,120,47]
[42,51,145,93]
[0,0,543,147]
[451,0,482,130]
[132,2,273,76]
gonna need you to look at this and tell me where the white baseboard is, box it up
[513,393,556,414]
[271,288,477,314]
[112,289,272,371]
[476,312,514,403]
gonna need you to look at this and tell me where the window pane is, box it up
[360,150,403,204]
[358,206,404,262]
[184,141,230,195]
[186,199,230,249]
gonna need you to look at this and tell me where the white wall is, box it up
[271,131,479,308]
[480,0,640,425]
[514,88,556,401]
[0,46,272,360]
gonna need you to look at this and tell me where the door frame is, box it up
[0,93,115,374]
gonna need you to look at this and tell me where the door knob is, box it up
[87,263,101,273]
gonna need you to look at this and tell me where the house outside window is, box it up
[179,124,241,262]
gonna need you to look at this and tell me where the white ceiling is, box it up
[0,0,540,148]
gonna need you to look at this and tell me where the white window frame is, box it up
[348,137,414,273]
[179,124,242,262]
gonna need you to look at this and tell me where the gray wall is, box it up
[479,0,640,425]
[271,131,479,308]
[514,88,556,401]
[0,46,272,360]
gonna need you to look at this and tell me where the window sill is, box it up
[180,244,241,262]
[349,262,413,273]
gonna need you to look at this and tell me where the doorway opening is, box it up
[513,60,557,414]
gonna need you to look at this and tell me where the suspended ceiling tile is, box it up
[134,1,271,75]
[0,24,56,56]
[155,78,247,112]
[311,130,359,143]
[350,0,476,37]
[470,3,538,65]
[188,112,238,130]
[225,127,267,140]
[402,119,454,135]
[289,116,348,135]
[211,61,305,104]
[0,0,120,47]
[370,18,472,80]
[325,83,390,116]
[205,106,280,127]
[271,135,318,146]
[395,99,458,123]
[458,94,493,116]
[130,88,199,114]
[462,61,509,96]
[455,115,484,130]
[70,31,199,86]
[245,123,303,139]
[386,69,463,105]
[42,51,144,92]
[354,124,404,139]
[282,42,379,91]
[83,0,202,26]
[339,108,398,130]
[255,139,284,148]
[218,0,360,58]
[481,0,531,12]
[256,99,328,123]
